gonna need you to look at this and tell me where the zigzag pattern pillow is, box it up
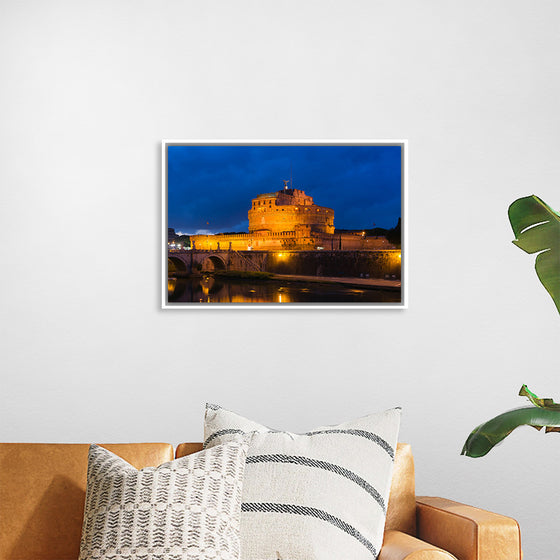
[79,441,248,560]
[204,405,401,560]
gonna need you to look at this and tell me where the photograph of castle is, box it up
[163,142,406,308]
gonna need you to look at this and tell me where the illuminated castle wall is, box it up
[248,188,334,234]
[190,185,393,251]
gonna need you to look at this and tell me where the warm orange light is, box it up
[167,278,176,295]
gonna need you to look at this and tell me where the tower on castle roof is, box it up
[248,183,334,235]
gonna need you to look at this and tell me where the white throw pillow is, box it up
[204,404,401,560]
[79,441,249,560]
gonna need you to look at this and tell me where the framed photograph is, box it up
[162,141,407,308]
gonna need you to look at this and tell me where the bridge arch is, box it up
[201,255,227,272]
[168,256,189,275]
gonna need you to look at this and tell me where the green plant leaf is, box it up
[508,195,560,314]
[519,384,560,410]
[462,385,560,458]
[461,406,560,458]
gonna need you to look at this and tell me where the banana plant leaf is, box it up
[519,383,560,409]
[461,386,560,458]
[508,195,560,314]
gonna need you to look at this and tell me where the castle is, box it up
[189,183,392,251]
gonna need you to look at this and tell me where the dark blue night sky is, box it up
[167,145,402,234]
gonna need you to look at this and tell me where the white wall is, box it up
[1,1,559,557]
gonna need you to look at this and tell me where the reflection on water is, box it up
[168,276,400,304]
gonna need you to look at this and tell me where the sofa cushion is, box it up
[385,443,416,536]
[78,441,249,560]
[204,404,401,560]
[0,443,173,560]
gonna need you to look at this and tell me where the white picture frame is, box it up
[162,140,407,309]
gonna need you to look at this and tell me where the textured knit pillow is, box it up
[204,405,401,560]
[79,441,248,560]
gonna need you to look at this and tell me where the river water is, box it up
[168,276,400,304]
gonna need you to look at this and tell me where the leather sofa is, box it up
[0,442,522,560]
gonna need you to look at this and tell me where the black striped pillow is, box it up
[204,405,401,560]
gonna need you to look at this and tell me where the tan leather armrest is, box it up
[416,497,522,560]
[379,530,457,560]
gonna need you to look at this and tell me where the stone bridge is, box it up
[168,248,402,280]
[168,249,268,275]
